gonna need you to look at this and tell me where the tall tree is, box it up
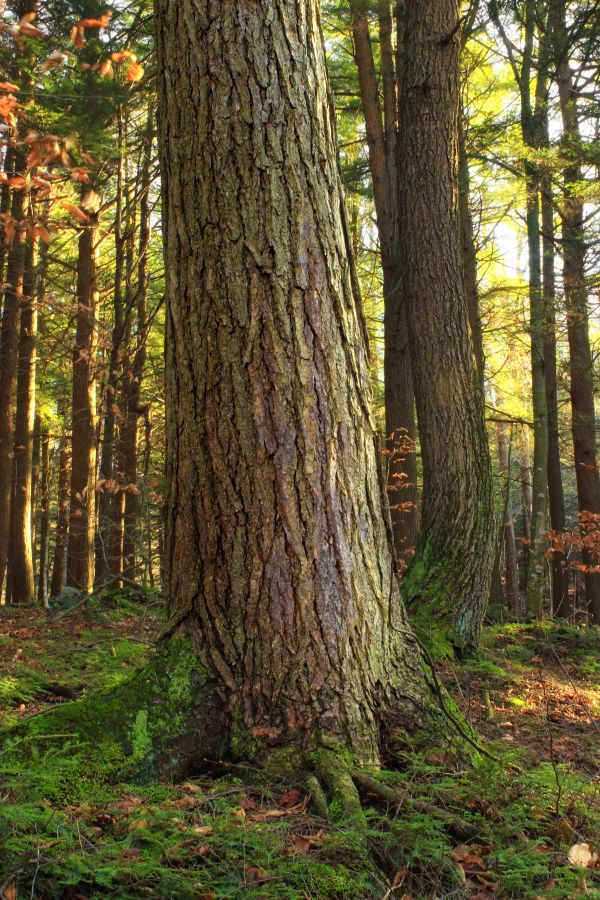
[0,161,27,598]
[154,0,438,764]
[7,237,37,605]
[490,0,551,616]
[553,0,600,623]
[66,192,99,593]
[348,0,418,566]
[398,0,495,652]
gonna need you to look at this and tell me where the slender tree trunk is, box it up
[398,0,495,652]
[155,0,437,763]
[50,435,70,598]
[519,431,533,597]
[96,115,125,589]
[120,109,153,584]
[7,238,37,605]
[349,0,418,566]
[0,169,26,598]
[31,413,41,565]
[37,427,49,607]
[497,422,519,615]
[541,176,570,616]
[553,0,600,623]
[459,127,485,390]
[66,198,99,593]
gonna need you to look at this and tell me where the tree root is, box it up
[304,748,483,845]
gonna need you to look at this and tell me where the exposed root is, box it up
[351,769,484,842]
[311,747,367,832]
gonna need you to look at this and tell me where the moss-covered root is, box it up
[310,748,367,833]
[0,636,228,789]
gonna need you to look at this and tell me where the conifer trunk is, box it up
[349,0,418,566]
[541,179,570,616]
[553,0,600,623]
[7,238,37,605]
[0,171,27,599]
[155,0,436,761]
[66,203,99,594]
[37,427,50,606]
[398,0,495,652]
[50,434,70,598]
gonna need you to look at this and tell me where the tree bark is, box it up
[553,0,600,624]
[49,434,70,598]
[96,114,126,589]
[37,427,50,606]
[155,0,437,763]
[66,198,99,594]
[459,127,485,391]
[0,168,27,599]
[541,175,570,617]
[7,237,37,605]
[497,422,519,615]
[398,0,495,652]
[348,0,418,567]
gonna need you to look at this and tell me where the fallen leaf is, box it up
[568,842,597,868]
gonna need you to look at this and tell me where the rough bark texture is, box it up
[0,173,26,599]
[349,0,418,566]
[398,0,495,652]
[553,0,600,623]
[155,0,436,763]
[7,238,37,605]
[66,209,99,594]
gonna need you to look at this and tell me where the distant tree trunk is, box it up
[155,0,438,764]
[398,0,495,652]
[541,175,570,616]
[37,427,50,607]
[7,238,37,605]
[50,435,70,598]
[459,127,485,390]
[0,169,26,598]
[553,0,600,624]
[491,0,551,616]
[349,0,418,567]
[120,109,153,584]
[31,413,41,564]
[66,198,99,593]
[519,431,533,595]
[497,422,519,614]
[96,115,125,589]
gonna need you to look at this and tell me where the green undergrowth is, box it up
[1,606,599,897]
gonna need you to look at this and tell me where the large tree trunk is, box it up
[349,0,418,567]
[155,0,437,764]
[7,238,37,605]
[0,171,27,599]
[553,0,600,624]
[398,0,495,652]
[66,200,99,594]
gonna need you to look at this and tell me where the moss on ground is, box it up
[1,603,599,898]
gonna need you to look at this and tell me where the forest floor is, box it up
[0,593,598,899]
